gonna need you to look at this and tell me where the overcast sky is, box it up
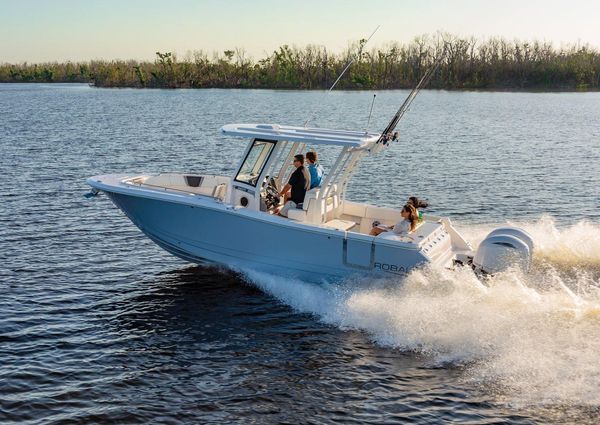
[1,0,599,63]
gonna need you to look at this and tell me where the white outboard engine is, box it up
[473,227,534,274]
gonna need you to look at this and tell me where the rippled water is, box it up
[1,84,600,424]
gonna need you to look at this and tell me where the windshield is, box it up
[234,139,275,186]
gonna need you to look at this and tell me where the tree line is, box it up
[2,34,600,90]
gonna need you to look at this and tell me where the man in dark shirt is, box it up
[277,154,309,217]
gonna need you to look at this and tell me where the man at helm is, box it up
[277,154,310,217]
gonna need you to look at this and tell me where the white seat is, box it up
[288,184,339,224]
[287,208,306,221]
[302,188,320,211]
[282,184,341,224]
[358,206,402,234]
[302,184,338,209]
[322,219,355,231]
[365,206,401,222]
[343,201,366,218]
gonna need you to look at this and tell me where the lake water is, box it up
[1,83,600,424]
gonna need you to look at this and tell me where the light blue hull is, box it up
[105,191,428,283]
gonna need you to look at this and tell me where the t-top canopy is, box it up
[220,124,381,148]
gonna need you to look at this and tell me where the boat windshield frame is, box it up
[233,138,276,187]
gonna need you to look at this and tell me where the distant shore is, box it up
[2,35,599,91]
[4,82,599,94]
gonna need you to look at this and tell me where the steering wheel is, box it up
[262,177,281,210]
[264,185,280,209]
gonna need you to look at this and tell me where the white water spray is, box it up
[242,216,600,406]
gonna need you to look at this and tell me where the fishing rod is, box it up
[303,25,380,127]
[375,50,445,146]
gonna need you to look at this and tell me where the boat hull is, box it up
[100,189,429,283]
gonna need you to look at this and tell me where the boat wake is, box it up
[241,215,600,406]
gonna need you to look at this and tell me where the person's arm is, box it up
[283,170,299,196]
[279,183,291,197]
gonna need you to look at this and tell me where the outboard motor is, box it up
[473,227,534,274]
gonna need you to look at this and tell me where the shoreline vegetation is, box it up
[2,34,600,90]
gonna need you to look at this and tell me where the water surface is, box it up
[1,84,599,424]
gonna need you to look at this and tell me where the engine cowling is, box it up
[473,227,534,274]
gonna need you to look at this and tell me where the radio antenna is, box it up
[304,25,380,127]
[365,94,376,133]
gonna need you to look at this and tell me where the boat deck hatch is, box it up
[185,176,203,187]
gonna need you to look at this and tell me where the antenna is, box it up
[365,94,376,133]
[303,25,380,127]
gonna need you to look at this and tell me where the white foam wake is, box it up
[242,217,600,406]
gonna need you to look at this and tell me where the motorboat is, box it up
[86,121,534,282]
[86,47,534,281]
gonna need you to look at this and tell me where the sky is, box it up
[1,0,599,63]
